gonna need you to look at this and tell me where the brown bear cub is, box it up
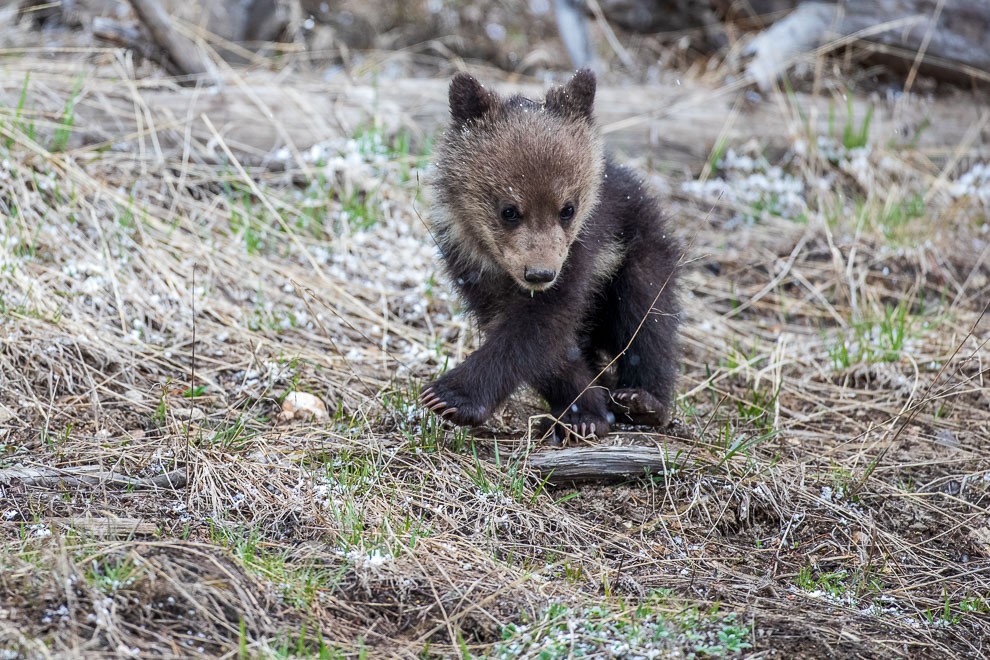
[421,69,680,443]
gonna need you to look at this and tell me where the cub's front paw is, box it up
[608,388,671,427]
[420,376,490,427]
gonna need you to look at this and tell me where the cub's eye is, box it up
[559,204,576,224]
[500,205,522,226]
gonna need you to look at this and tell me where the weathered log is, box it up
[742,1,990,88]
[586,1,990,87]
[24,75,988,172]
[153,80,990,173]
[528,445,672,483]
[836,0,990,83]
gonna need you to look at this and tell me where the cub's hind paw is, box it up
[536,412,610,447]
[608,388,671,427]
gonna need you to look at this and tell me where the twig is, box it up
[186,265,196,504]
[585,0,636,71]
[901,0,947,96]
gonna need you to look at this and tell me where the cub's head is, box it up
[432,69,605,293]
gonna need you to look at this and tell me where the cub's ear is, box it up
[449,73,495,124]
[545,69,596,119]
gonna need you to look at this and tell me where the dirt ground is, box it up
[1,2,989,658]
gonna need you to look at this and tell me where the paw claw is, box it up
[419,377,490,428]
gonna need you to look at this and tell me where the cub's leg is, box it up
[531,352,611,444]
[609,388,670,427]
[420,298,598,432]
[601,239,680,428]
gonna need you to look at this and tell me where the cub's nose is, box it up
[524,267,556,285]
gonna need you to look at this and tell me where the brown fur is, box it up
[432,73,604,292]
[422,70,681,443]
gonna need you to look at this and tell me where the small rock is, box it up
[935,428,958,447]
[172,407,207,422]
[279,391,329,422]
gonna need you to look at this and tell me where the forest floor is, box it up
[2,8,990,659]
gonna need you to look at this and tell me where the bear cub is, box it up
[422,69,680,443]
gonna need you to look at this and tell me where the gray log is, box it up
[27,76,986,171]
[741,0,990,88]
[528,445,671,483]
[838,0,990,81]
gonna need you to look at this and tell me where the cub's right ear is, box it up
[545,68,596,119]
[449,73,495,125]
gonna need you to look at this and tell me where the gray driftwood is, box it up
[573,1,990,87]
[54,76,988,173]
[741,1,990,88]
[528,446,670,483]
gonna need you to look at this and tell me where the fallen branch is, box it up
[92,16,176,74]
[47,516,159,537]
[527,445,670,483]
[0,466,188,490]
[125,0,214,83]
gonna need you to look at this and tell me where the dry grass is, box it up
[1,38,989,659]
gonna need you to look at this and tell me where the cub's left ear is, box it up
[545,69,596,119]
